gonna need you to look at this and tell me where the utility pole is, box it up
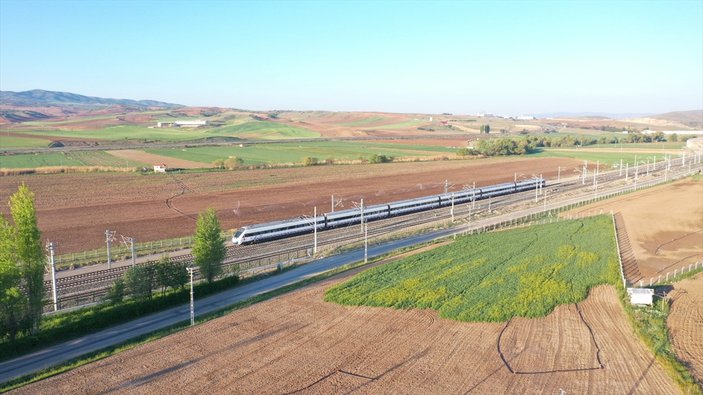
[625,162,629,181]
[581,164,587,185]
[451,193,455,222]
[364,220,368,264]
[105,230,115,269]
[331,195,334,213]
[557,166,561,183]
[121,235,135,267]
[535,177,539,202]
[186,267,195,326]
[47,242,58,312]
[444,179,448,194]
[313,206,318,255]
[514,172,517,183]
[472,182,476,209]
[360,198,364,234]
[646,159,649,176]
[619,159,623,177]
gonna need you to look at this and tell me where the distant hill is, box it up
[650,110,703,128]
[533,112,650,120]
[0,89,183,109]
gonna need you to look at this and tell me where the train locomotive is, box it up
[232,177,545,245]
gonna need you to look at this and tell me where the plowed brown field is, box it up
[566,179,703,279]
[16,275,677,394]
[0,157,579,253]
[668,272,703,385]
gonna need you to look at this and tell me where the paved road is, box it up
[0,228,453,384]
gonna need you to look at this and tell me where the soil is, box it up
[0,157,580,253]
[15,275,677,394]
[668,272,703,384]
[566,179,703,279]
[106,150,212,169]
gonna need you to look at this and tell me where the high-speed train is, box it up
[232,178,545,245]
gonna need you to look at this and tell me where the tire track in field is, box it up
[165,173,198,221]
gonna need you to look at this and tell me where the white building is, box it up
[154,164,168,173]
[627,288,654,305]
[156,120,208,128]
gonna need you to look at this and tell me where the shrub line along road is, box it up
[2,157,700,384]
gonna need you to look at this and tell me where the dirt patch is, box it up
[565,179,703,279]
[106,150,212,169]
[668,272,703,384]
[16,277,677,393]
[0,157,580,253]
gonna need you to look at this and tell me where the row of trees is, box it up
[459,132,688,158]
[212,157,244,170]
[1,183,228,342]
[0,185,45,341]
[106,207,226,303]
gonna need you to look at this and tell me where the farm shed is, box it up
[154,164,168,173]
[627,288,654,306]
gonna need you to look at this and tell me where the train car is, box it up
[388,195,441,216]
[231,178,546,245]
[232,216,323,244]
[324,204,389,228]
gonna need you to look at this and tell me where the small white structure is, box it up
[156,120,208,128]
[627,288,654,306]
[175,120,207,127]
[154,164,168,173]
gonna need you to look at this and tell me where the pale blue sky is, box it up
[1,0,701,115]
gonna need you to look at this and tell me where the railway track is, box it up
[43,156,702,310]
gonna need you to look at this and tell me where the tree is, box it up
[8,184,44,334]
[0,216,26,341]
[484,124,490,134]
[669,133,678,142]
[224,157,243,170]
[154,255,188,294]
[105,278,125,304]
[212,159,225,169]
[303,157,319,166]
[124,265,154,300]
[192,208,226,283]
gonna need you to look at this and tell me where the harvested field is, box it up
[565,179,703,279]
[16,276,677,393]
[0,157,580,253]
[668,272,703,384]
[106,149,211,169]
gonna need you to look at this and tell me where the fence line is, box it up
[641,261,703,287]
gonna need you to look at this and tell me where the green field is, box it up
[0,152,85,168]
[532,148,680,166]
[0,135,52,149]
[210,121,319,139]
[9,120,319,145]
[0,151,146,168]
[325,216,620,322]
[147,141,456,165]
[338,117,387,127]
